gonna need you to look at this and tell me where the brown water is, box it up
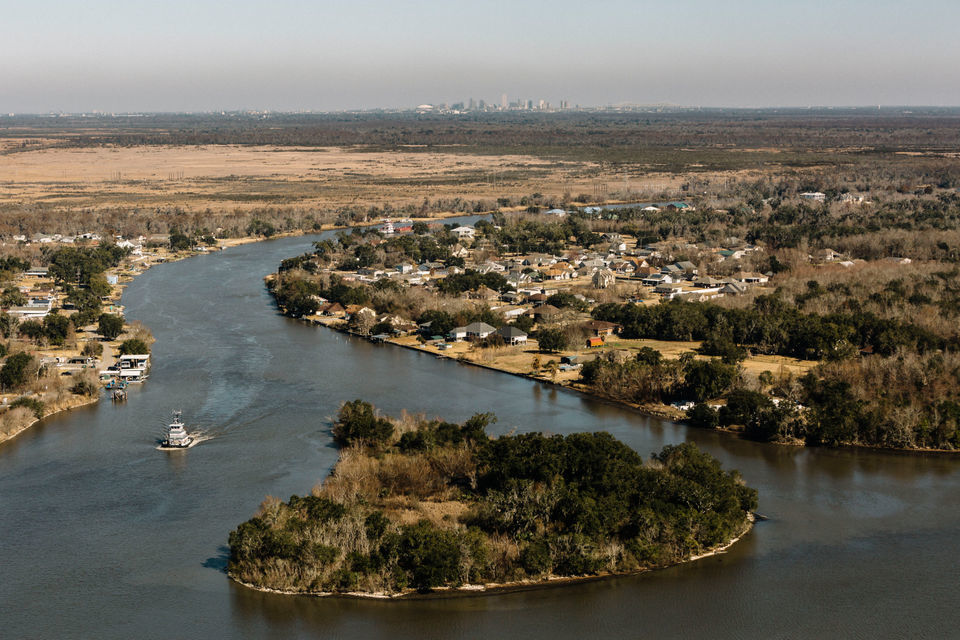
[2,224,958,639]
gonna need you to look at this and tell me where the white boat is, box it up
[159,411,193,449]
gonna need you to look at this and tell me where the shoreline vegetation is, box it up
[0,392,100,444]
[228,401,757,598]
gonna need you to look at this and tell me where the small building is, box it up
[452,226,476,240]
[641,273,672,287]
[586,336,605,348]
[496,325,528,346]
[6,306,50,319]
[531,304,560,322]
[542,267,571,281]
[655,282,685,299]
[463,322,496,340]
[320,302,346,317]
[583,320,620,337]
[721,282,748,295]
[118,354,150,371]
[734,271,769,284]
[800,191,827,202]
[592,268,616,289]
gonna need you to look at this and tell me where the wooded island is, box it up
[228,401,756,596]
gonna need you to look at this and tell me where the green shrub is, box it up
[332,399,394,447]
[10,396,44,419]
[71,379,100,396]
[118,338,149,355]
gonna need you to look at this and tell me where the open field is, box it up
[0,143,729,212]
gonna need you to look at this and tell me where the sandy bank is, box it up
[0,392,100,446]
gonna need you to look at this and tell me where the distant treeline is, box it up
[9,111,960,156]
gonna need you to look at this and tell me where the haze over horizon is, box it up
[4,0,959,113]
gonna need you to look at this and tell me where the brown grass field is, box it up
[0,143,757,212]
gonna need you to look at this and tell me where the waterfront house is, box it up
[448,323,496,341]
[496,325,528,346]
[320,302,346,317]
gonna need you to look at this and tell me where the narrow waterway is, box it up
[2,223,958,639]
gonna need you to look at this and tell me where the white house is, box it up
[641,273,673,287]
[452,226,476,240]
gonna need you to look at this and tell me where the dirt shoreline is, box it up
[0,393,100,446]
[228,514,754,599]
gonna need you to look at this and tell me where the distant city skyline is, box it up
[4,0,960,113]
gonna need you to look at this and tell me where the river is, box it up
[2,223,959,639]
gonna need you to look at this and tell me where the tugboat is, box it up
[159,410,193,449]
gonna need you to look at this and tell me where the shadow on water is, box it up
[203,546,231,573]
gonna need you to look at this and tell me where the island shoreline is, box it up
[228,514,755,600]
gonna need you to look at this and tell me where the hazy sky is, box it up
[3,0,959,112]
